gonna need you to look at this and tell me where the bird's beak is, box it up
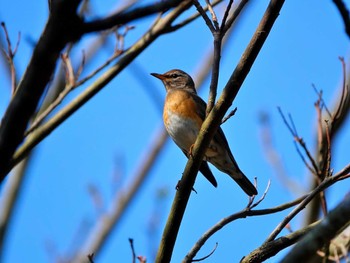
[150,72,166,80]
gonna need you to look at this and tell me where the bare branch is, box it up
[157,1,286,261]
[129,238,136,263]
[8,1,195,173]
[259,112,304,195]
[205,0,219,30]
[241,221,320,263]
[192,242,218,262]
[221,107,237,124]
[0,0,189,184]
[82,0,183,33]
[264,165,350,244]
[220,0,234,32]
[278,107,319,175]
[0,22,20,94]
[281,192,350,263]
[305,56,350,225]
[332,0,350,38]
[312,84,332,118]
[193,0,216,33]
[184,188,307,262]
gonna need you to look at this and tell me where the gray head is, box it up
[151,69,197,94]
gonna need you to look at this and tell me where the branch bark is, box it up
[0,0,83,182]
[241,221,319,263]
[281,192,350,263]
[0,0,188,183]
[155,0,285,262]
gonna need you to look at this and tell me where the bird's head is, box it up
[151,69,196,94]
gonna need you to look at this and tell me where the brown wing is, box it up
[191,93,241,170]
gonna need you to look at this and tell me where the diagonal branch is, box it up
[155,0,286,262]
[305,56,350,225]
[70,127,168,263]
[281,192,350,263]
[82,0,183,33]
[264,164,350,244]
[242,165,350,262]
[332,0,350,38]
[0,0,188,183]
[185,185,305,262]
[241,221,320,263]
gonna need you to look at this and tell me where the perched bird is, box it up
[151,69,257,196]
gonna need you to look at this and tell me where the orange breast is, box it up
[163,90,203,127]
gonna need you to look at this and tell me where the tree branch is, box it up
[70,128,168,263]
[155,0,286,262]
[82,0,183,33]
[0,0,193,184]
[0,0,85,183]
[281,192,350,263]
[241,221,319,263]
[0,0,194,178]
[184,190,306,262]
[332,0,350,38]
[305,56,350,225]
[264,164,350,243]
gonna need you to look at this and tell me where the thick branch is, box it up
[185,194,307,262]
[332,0,350,38]
[0,0,187,182]
[242,165,350,262]
[264,164,350,243]
[155,0,285,262]
[82,0,183,33]
[305,57,350,225]
[0,0,84,182]
[241,221,319,263]
[281,192,350,263]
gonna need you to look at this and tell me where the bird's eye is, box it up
[170,73,179,78]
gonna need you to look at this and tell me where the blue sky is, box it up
[0,0,349,262]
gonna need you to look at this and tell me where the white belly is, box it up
[165,111,199,152]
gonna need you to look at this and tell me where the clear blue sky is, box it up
[0,0,349,262]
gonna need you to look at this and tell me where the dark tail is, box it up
[232,172,257,196]
[199,161,218,187]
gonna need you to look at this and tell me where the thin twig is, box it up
[250,179,271,209]
[184,189,307,262]
[205,0,219,30]
[129,238,136,263]
[293,141,317,176]
[333,57,348,122]
[192,242,218,262]
[312,84,332,118]
[25,49,122,136]
[220,0,234,32]
[241,221,320,263]
[222,0,250,34]
[193,0,216,33]
[1,22,20,94]
[221,107,237,124]
[278,107,320,175]
[281,192,350,263]
[166,0,223,33]
[259,112,304,195]
[264,165,350,244]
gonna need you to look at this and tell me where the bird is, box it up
[151,69,257,196]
